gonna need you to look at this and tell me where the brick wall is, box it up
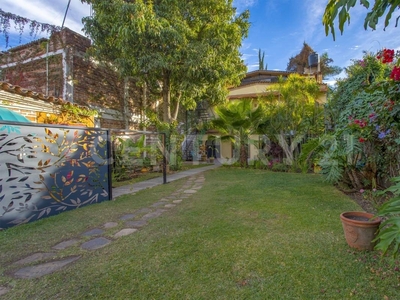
[0,28,147,129]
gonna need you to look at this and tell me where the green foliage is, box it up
[60,102,98,117]
[263,74,322,136]
[250,158,268,170]
[112,135,152,181]
[317,132,365,188]
[82,0,250,123]
[260,74,323,166]
[325,50,400,187]
[298,138,322,172]
[320,52,343,78]
[374,176,400,258]
[157,122,184,171]
[212,99,266,167]
[323,0,400,40]
[271,162,289,172]
[258,48,267,70]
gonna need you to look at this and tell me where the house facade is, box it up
[193,69,328,163]
[0,28,144,129]
[228,69,328,102]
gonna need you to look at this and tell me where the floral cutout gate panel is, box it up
[0,123,111,229]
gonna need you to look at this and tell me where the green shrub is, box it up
[271,162,289,172]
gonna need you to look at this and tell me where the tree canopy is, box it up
[286,42,342,78]
[323,0,400,40]
[81,0,250,124]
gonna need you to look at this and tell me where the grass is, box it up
[1,168,400,299]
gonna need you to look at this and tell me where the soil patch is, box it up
[343,191,377,214]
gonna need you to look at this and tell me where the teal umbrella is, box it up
[0,107,31,122]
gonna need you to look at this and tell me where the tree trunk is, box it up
[171,92,181,121]
[162,69,171,123]
[240,143,248,168]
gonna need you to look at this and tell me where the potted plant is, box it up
[340,211,381,251]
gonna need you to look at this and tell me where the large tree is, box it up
[81,0,249,124]
[323,0,400,40]
[286,42,342,78]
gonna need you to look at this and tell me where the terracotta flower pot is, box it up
[340,211,381,251]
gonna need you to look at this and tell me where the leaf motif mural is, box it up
[0,123,111,229]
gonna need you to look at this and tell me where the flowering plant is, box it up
[325,48,400,257]
[324,49,400,190]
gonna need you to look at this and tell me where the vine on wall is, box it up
[0,9,60,48]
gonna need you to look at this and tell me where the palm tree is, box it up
[212,99,266,167]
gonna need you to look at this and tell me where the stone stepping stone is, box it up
[173,200,183,204]
[120,214,135,220]
[136,208,152,214]
[82,228,105,237]
[159,198,169,202]
[184,189,197,194]
[13,256,80,279]
[192,186,202,190]
[81,237,111,250]
[125,220,147,228]
[0,286,10,296]
[103,222,118,229]
[181,195,190,199]
[52,239,80,250]
[14,253,56,265]
[114,228,138,238]
[142,209,166,220]
[151,202,166,207]
[164,204,176,208]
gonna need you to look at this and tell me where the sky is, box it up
[2,0,400,84]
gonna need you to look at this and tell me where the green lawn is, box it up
[1,169,399,299]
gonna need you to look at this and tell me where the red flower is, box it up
[390,66,400,81]
[359,137,366,143]
[377,49,395,63]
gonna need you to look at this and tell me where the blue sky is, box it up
[2,0,400,83]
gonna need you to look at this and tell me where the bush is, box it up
[271,162,289,172]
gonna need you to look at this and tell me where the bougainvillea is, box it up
[377,48,395,64]
[390,66,400,81]
[324,49,400,189]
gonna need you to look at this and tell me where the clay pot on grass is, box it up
[340,211,381,251]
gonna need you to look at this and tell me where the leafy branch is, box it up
[0,9,60,48]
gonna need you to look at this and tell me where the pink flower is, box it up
[360,189,365,193]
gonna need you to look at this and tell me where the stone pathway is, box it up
[0,174,206,297]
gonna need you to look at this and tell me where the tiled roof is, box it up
[0,81,65,104]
